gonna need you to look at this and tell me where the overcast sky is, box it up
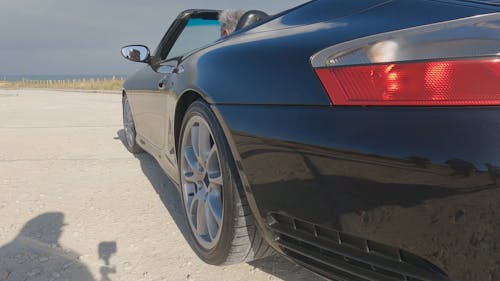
[0,0,309,76]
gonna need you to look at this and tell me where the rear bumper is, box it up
[215,104,500,281]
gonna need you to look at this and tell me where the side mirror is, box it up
[121,45,150,63]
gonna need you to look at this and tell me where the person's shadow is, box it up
[0,212,96,281]
[116,129,323,280]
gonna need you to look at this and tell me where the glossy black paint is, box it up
[122,0,500,280]
[214,104,500,280]
[184,0,496,106]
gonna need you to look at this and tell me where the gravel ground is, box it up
[0,89,322,281]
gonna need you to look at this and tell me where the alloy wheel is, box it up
[180,116,224,250]
[123,98,136,148]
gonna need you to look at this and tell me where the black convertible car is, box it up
[120,1,500,280]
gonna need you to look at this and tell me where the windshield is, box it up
[164,18,221,60]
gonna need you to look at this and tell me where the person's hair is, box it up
[219,10,245,36]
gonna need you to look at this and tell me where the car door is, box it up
[158,10,222,174]
[126,10,220,161]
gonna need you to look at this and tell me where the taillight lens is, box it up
[311,13,500,106]
[315,58,500,106]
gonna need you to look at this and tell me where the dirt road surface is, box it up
[0,89,322,281]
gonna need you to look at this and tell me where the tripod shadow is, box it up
[98,241,117,281]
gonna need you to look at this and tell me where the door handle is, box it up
[158,65,184,74]
[158,65,175,74]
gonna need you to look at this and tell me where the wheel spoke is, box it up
[196,194,208,235]
[207,146,222,186]
[125,124,134,144]
[198,123,211,168]
[184,183,196,202]
[183,147,201,181]
[188,194,199,221]
[208,172,223,186]
[207,146,217,164]
[126,108,133,121]
[207,191,222,226]
[126,123,135,136]
[205,201,218,240]
[186,190,198,212]
[185,196,193,216]
[190,125,200,160]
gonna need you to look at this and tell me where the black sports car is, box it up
[120,1,500,280]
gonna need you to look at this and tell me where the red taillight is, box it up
[310,13,500,106]
[315,58,500,106]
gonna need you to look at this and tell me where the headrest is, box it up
[235,10,269,31]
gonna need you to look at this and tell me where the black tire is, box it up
[178,100,273,265]
[122,94,143,154]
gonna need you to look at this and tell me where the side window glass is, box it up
[161,18,220,61]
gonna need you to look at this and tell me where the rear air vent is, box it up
[268,213,450,281]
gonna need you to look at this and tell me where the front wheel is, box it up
[122,94,143,154]
[178,100,273,265]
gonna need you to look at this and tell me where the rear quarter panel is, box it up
[173,0,500,280]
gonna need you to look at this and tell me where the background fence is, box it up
[0,77,125,91]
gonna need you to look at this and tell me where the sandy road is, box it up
[0,89,322,281]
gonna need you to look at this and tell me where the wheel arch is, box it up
[174,89,240,164]
[174,90,207,161]
[174,89,247,187]
[174,89,273,255]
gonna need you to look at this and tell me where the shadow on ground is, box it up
[0,212,117,281]
[116,129,323,281]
